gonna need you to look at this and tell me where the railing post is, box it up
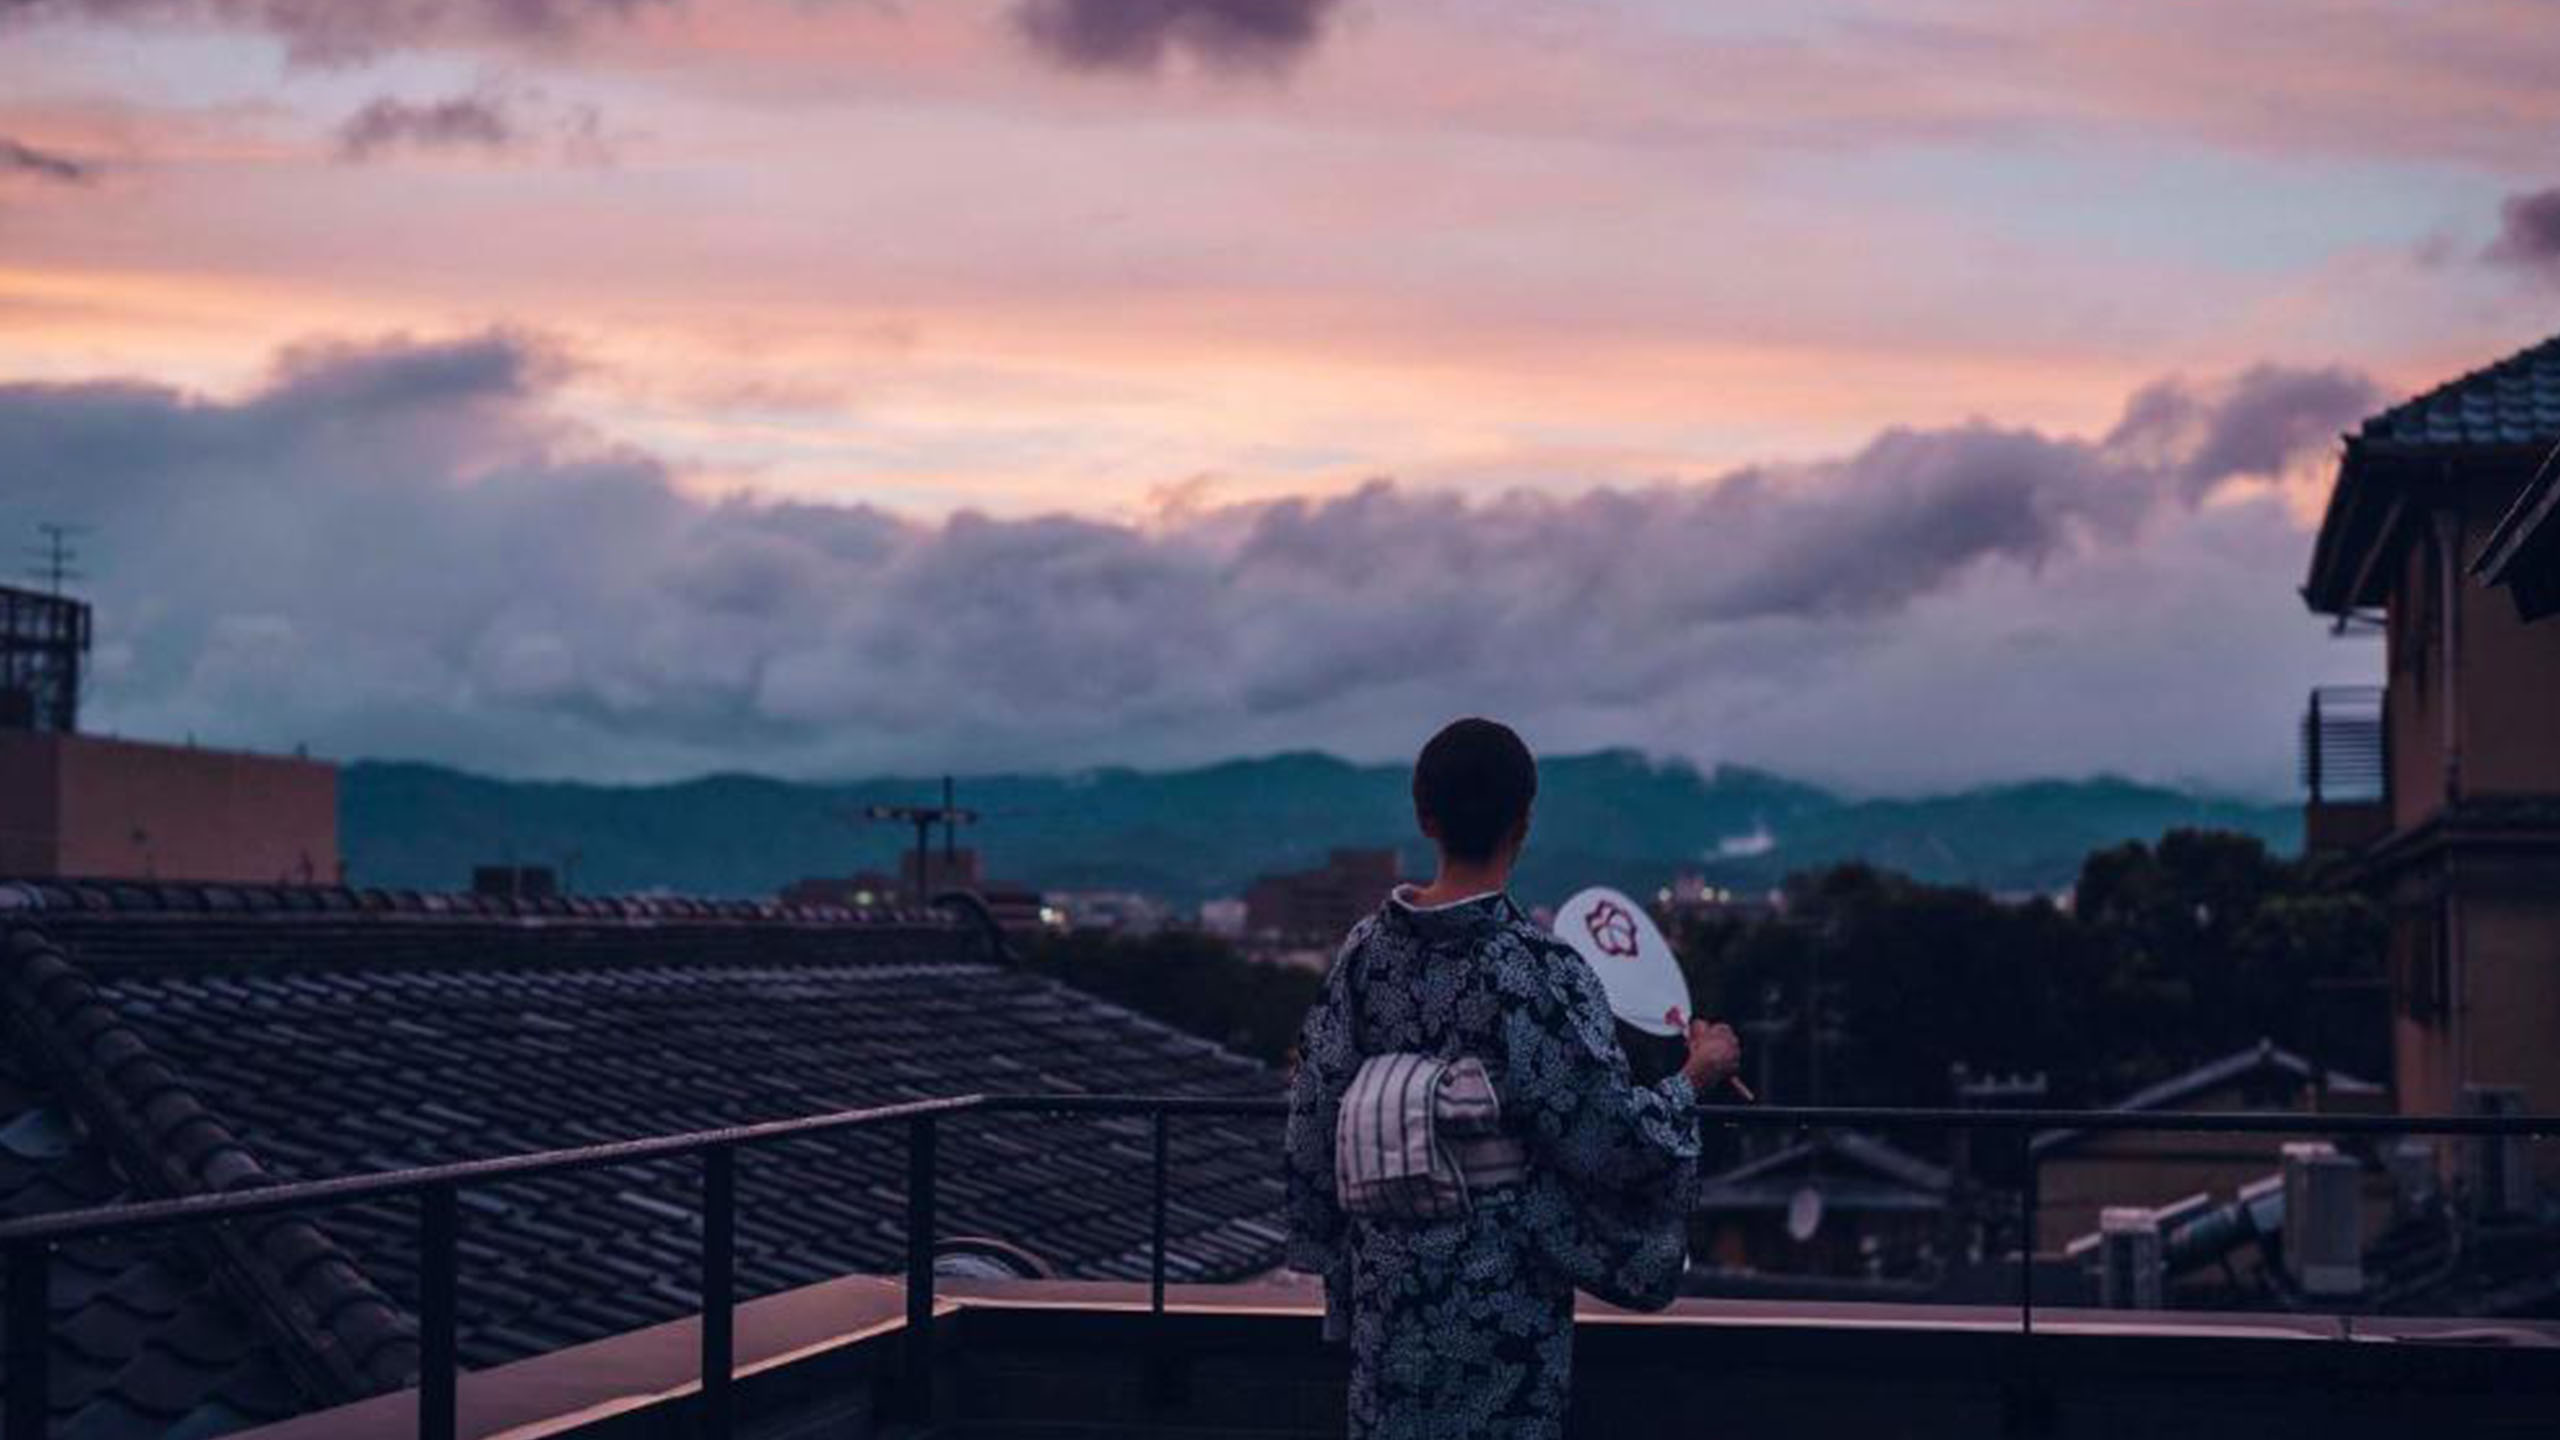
[1150,1109,1170,1316]
[2018,1129,2037,1337]
[2004,1128,2049,1438]
[699,1145,736,1440]
[418,1184,459,1440]
[902,1113,938,1421]
[6,1240,50,1440]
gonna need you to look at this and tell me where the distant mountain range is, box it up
[341,752,2299,909]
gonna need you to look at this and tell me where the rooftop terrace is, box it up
[4,883,2558,1439]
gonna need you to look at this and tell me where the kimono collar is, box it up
[1382,884,1526,943]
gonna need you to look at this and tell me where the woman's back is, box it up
[1286,887,1703,1439]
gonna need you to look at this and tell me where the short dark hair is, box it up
[1412,718,1537,862]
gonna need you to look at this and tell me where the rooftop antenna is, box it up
[844,776,981,906]
[28,523,86,597]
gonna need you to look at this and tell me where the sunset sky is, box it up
[3,0,2556,792]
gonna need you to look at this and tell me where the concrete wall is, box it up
[0,732,61,873]
[2451,474,2560,799]
[2462,896,2560,1122]
[0,731,339,884]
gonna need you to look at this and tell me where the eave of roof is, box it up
[2030,1038,2382,1157]
[1701,1130,1950,1196]
[2304,332,2560,615]
[2473,454,2560,619]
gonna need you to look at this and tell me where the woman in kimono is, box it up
[1285,717,1742,1439]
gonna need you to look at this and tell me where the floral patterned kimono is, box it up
[1284,888,1701,1439]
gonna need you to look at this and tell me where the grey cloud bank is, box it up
[0,332,2381,792]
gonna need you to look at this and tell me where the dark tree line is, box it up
[1673,830,2388,1109]
[1024,830,2389,1108]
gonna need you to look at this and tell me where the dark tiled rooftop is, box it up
[0,885,1284,1437]
[2356,332,2560,450]
[0,1046,300,1440]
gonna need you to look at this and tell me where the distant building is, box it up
[2300,333,2560,1146]
[779,869,906,910]
[782,847,1047,940]
[1244,847,1402,945]
[0,730,339,885]
[1692,1131,1951,1281]
[0,588,341,886]
[1654,871,1780,925]
[471,864,558,900]
[1197,896,1248,938]
[0,583,86,733]
[1042,890,1169,935]
[2028,1040,2385,1251]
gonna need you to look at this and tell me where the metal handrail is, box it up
[5,1095,2557,1440]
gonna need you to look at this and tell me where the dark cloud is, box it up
[0,136,96,185]
[2485,186,2560,276]
[335,92,517,161]
[5,0,671,64]
[1013,0,1338,74]
[333,88,616,165]
[0,334,2378,790]
[2110,365,2382,501]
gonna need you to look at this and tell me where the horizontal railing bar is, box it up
[1716,1105,2560,1137]
[5,1091,2555,1247]
[0,1094,985,1245]
[976,1093,1288,1117]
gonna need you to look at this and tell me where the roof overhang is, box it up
[2303,440,2552,616]
[2473,451,2560,622]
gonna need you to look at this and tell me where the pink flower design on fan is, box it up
[1583,900,1640,959]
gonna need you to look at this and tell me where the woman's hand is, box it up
[1667,1007,1742,1092]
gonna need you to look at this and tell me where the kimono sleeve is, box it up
[1498,936,1701,1198]
[1283,924,1368,1288]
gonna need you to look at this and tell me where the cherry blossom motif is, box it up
[1583,900,1639,959]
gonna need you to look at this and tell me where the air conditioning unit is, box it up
[2097,1207,2163,1310]
[2282,1142,2363,1297]
[2461,1086,2535,1218]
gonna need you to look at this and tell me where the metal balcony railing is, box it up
[4,1095,2556,1440]
[2301,686,2387,805]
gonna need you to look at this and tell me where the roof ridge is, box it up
[1,924,420,1405]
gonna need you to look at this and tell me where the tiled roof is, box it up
[1696,1131,1950,1213]
[0,1042,300,1440]
[1,885,1284,1436]
[2030,1038,2381,1157]
[2356,333,2560,450]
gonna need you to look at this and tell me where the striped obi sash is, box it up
[1334,1053,1528,1220]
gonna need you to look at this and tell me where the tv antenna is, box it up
[844,776,981,905]
[28,523,87,596]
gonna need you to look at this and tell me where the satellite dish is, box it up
[1552,886,1693,1038]
[1786,1184,1825,1243]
